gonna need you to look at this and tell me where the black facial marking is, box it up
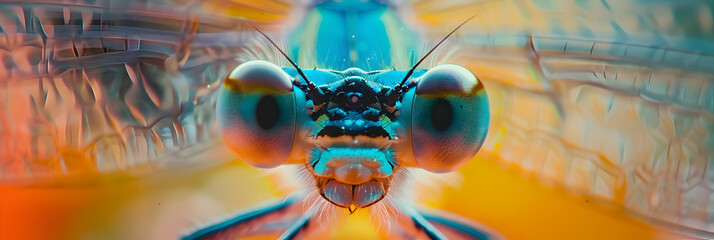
[362,108,381,122]
[331,76,379,109]
[328,108,347,120]
[301,69,415,139]
[317,126,390,138]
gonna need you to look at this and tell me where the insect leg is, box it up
[181,195,305,240]
[410,209,450,240]
[419,209,504,240]
[277,205,318,240]
[389,206,503,240]
[386,205,449,240]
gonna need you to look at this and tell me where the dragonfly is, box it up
[182,2,496,239]
[0,0,712,239]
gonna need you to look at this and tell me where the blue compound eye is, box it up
[410,64,489,172]
[216,60,296,168]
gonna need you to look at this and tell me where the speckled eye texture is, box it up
[217,60,297,168]
[410,64,489,173]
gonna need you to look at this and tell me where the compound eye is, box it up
[411,64,489,172]
[217,60,296,168]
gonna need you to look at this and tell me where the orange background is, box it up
[0,153,689,239]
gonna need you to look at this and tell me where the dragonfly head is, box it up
[307,68,398,210]
[217,61,489,212]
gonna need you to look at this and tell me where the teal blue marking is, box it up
[317,5,391,70]
[312,148,394,177]
[288,0,418,71]
[281,68,427,86]
[312,148,329,174]
[309,147,323,168]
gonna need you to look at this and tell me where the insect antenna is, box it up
[398,15,476,88]
[245,20,330,103]
[384,15,476,106]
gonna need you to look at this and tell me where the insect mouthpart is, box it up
[317,178,391,213]
[309,135,396,212]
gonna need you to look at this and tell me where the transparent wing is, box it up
[0,0,293,181]
[406,0,714,236]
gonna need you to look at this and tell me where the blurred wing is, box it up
[407,0,714,236]
[0,0,293,181]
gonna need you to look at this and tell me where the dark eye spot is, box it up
[256,95,280,130]
[430,98,452,131]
